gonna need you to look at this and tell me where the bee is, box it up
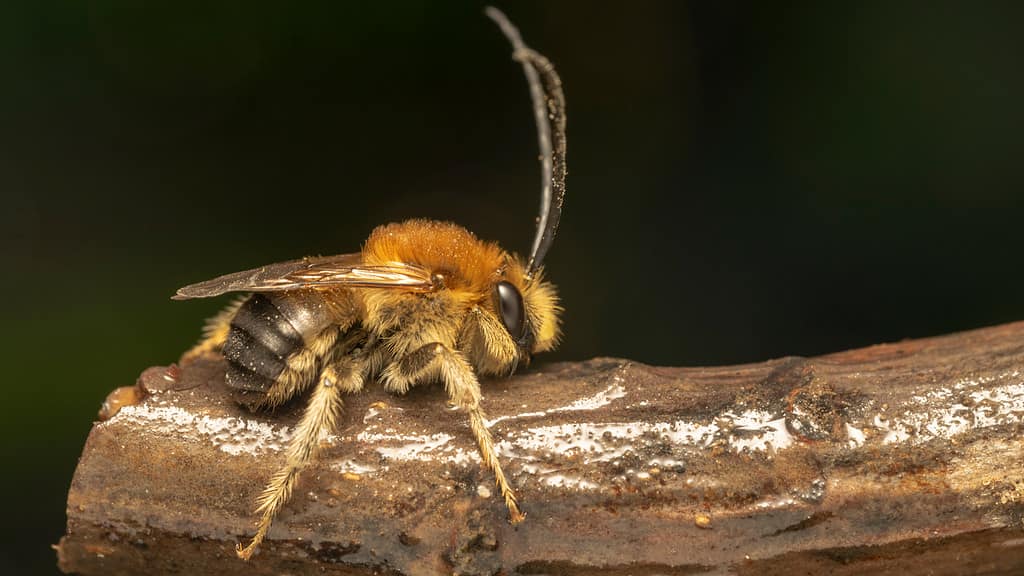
[173,7,566,560]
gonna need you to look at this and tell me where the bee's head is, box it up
[466,257,560,376]
[496,260,561,357]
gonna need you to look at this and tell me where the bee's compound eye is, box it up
[495,281,526,339]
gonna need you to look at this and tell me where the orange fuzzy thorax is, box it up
[362,219,509,295]
[361,218,560,355]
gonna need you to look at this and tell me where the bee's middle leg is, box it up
[382,343,525,523]
[236,345,368,560]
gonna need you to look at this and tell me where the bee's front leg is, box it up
[236,349,368,560]
[382,343,525,523]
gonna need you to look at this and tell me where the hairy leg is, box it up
[255,327,342,410]
[236,349,368,560]
[382,342,524,523]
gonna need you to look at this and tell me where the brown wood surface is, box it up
[58,322,1024,575]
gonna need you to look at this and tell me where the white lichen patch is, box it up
[520,463,599,490]
[869,372,1024,446]
[355,430,479,465]
[555,381,628,413]
[539,473,599,490]
[486,379,628,427]
[350,405,793,481]
[496,409,793,470]
[754,495,798,510]
[105,404,291,456]
[330,459,381,475]
[845,423,867,448]
[720,410,794,452]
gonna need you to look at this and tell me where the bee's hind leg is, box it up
[382,343,525,523]
[236,347,369,560]
[180,296,247,364]
[255,327,343,410]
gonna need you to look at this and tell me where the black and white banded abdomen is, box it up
[224,291,336,392]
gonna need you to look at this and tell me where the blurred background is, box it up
[3,1,1023,573]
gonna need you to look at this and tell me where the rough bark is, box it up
[58,322,1024,575]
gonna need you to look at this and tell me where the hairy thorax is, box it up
[359,220,508,360]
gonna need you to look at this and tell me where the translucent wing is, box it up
[172,253,436,300]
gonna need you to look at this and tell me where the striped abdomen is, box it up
[224,291,335,392]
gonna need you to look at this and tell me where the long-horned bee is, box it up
[173,8,566,560]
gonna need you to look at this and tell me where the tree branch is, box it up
[58,322,1024,575]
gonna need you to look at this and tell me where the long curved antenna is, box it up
[485,7,567,279]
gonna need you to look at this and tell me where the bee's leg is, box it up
[383,343,525,523]
[180,296,247,364]
[236,349,368,560]
[255,327,342,410]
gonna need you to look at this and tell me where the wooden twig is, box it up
[58,322,1024,575]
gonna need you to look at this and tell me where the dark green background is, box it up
[4,1,1023,573]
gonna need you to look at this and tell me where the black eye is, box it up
[495,281,526,339]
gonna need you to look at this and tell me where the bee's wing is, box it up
[172,253,436,300]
